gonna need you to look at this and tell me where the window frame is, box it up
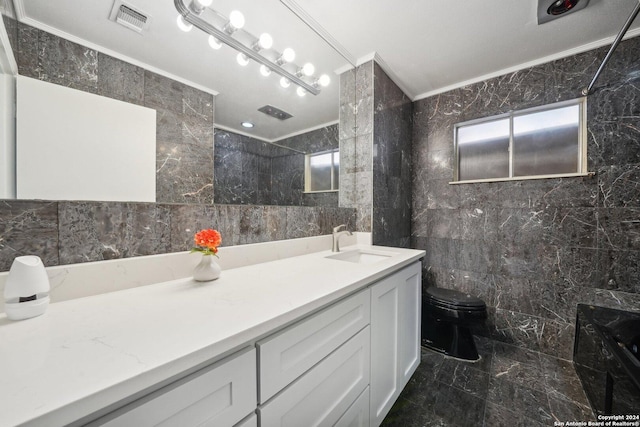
[451,97,590,184]
[304,148,340,193]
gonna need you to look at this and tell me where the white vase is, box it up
[192,255,221,282]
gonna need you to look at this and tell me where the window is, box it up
[453,98,587,183]
[305,149,339,192]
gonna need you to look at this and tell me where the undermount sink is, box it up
[326,249,394,264]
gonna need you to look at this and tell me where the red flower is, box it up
[192,229,222,256]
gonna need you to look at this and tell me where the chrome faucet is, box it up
[332,224,353,252]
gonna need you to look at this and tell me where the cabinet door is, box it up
[258,327,370,427]
[370,262,422,427]
[91,347,256,427]
[398,263,421,388]
[370,273,399,426]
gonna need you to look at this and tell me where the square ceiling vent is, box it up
[538,0,590,25]
[109,1,152,34]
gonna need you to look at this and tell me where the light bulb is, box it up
[236,53,249,66]
[280,77,290,88]
[208,35,222,50]
[282,48,295,63]
[318,74,331,87]
[260,65,271,77]
[302,63,315,77]
[241,121,254,128]
[195,0,213,7]
[258,33,273,50]
[176,15,193,32]
[297,87,307,97]
[229,10,245,29]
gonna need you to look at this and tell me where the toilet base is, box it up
[422,317,480,361]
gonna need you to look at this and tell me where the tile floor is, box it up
[381,337,595,426]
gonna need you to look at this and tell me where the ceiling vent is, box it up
[109,1,152,33]
[538,0,590,25]
[258,105,293,121]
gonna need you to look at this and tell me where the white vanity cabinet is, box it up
[369,262,421,427]
[256,289,370,403]
[88,347,257,427]
[256,261,421,427]
[257,289,371,426]
[4,245,425,427]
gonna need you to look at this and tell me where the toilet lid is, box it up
[425,287,486,309]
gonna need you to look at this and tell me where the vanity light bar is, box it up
[174,0,320,95]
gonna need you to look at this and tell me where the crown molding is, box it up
[414,28,640,101]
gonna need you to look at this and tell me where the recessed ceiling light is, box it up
[241,121,254,128]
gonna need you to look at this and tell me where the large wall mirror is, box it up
[0,0,355,206]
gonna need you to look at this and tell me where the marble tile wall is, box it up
[214,130,274,205]
[339,63,373,232]
[412,35,640,361]
[0,199,356,271]
[6,19,214,205]
[214,125,339,206]
[372,63,413,248]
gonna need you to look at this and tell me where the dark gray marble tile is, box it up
[539,354,591,408]
[543,48,602,104]
[436,358,490,398]
[37,29,98,90]
[488,309,543,352]
[264,206,287,242]
[492,340,542,367]
[487,377,553,423]
[458,239,499,274]
[97,53,144,105]
[339,68,356,140]
[491,354,546,392]
[285,207,321,239]
[483,402,546,427]
[58,202,170,264]
[423,238,460,271]
[548,394,596,423]
[597,207,640,251]
[16,22,39,79]
[0,200,59,271]
[143,71,184,114]
[459,207,498,242]
[462,66,547,118]
[596,248,640,294]
[598,164,640,208]
[539,318,575,360]
[432,382,487,426]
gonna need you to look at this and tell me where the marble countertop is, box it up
[0,244,424,427]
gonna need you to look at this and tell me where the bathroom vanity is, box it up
[0,241,424,427]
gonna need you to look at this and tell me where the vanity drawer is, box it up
[258,326,371,427]
[335,386,370,427]
[90,347,256,427]
[257,288,370,403]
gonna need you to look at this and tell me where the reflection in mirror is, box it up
[214,124,339,206]
[306,149,339,193]
[0,0,355,206]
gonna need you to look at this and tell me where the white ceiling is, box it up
[294,0,640,99]
[10,0,640,140]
